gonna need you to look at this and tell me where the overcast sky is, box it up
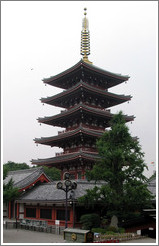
[2,1,157,178]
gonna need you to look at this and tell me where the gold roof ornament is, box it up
[80,8,92,64]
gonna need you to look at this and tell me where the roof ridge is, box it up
[13,167,52,189]
[8,167,43,175]
[34,125,103,142]
[31,150,100,165]
[38,103,112,122]
[42,60,82,82]
[42,59,129,85]
[14,168,43,186]
[38,103,134,123]
[41,80,131,103]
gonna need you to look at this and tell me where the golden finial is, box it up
[80,8,92,64]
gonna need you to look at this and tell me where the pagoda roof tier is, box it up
[42,60,129,90]
[34,126,104,147]
[38,104,134,127]
[41,80,131,108]
[31,151,99,167]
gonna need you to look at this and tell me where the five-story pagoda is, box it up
[31,9,134,179]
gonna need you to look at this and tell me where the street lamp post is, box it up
[69,190,75,228]
[56,172,77,228]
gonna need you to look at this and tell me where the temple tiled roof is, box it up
[38,103,134,127]
[31,151,99,166]
[3,167,52,189]
[41,81,131,108]
[16,180,106,203]
[42,60,129,90]
[34,126,103,146]
[147,176,156,198]
[16,178,156,204]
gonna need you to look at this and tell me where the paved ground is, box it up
[3,228,156,244]
[3,229,65,243]
[122,237,156,243]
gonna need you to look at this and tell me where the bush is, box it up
[92,228,107,234]
[118,227,125,233]
[101,217,109,228]
[105,231,116,235]
[80,213,100,230]
[91,226,126,235]
[107,226,118,232]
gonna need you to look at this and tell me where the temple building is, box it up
[3,9,155,236]
[3,167,52,219]
[31,8,134,179]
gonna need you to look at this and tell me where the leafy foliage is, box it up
[149,171,156,181]
[92,226,125,234]
[42,166,61,180]
[81,112,153,219]
[80,213,100,230]
[78,185,102,209]
[3,161,61,181]
[3,178,20,202]
[3,161,30,179]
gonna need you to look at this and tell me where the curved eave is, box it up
[34,127,103,146]
[31,151,99,166]
[38,104,134,126]
[41,81,131,107]
[83,60,129,80]
[7,168,52,190]
[18,173,51,191]
[42,60,129,88]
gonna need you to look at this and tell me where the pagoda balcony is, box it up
[57,124,105,134]
[60,106,110,114]
[41,80,131,109]
[55,147,98,156]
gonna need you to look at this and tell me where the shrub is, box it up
[105,231,116,235]
[107,226,118,232]
[92,228,107,234]
[101,218,109,228]
[118,227,125,233]
[80,213,100,230]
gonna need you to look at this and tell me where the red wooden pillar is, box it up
[70,208,73,227]
[52,206,56,224]
[82,169,85,179]
[17,203,19,219]
[36,204,40,219]
[8,201,11,219]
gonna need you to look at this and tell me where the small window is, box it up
[26,208,36,218]
[56,210,70,220]
[40,209,52,219]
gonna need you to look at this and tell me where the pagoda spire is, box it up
[80,8,92,64]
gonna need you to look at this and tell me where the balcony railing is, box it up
[55,147,98,156]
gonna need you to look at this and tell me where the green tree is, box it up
[43,166,61,180]
[3,167,8,180]
[3,161,61,181]
[80,213,100,230]
[79,111,153,221]
[3,161,30,179]
[3,178,20,203]
[148,171,156,181]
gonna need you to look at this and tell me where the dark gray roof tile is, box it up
[3,167,52,189]
[17,180,106,202]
